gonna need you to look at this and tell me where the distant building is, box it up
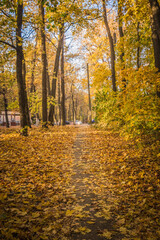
[0,111,20,126]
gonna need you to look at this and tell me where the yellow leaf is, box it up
[117,218,125,225]
[120,227,127,235]
[19,211,27,216]
[157,153,160,158]
[78,227,91,234]
[94,212,103,218]
[87,221,95,224]
[0,193,7,201]
[102,229,112,239]
[66,210,74,216]
[74,205,84,211]
[43,225,53,232]
[32,212,40,218]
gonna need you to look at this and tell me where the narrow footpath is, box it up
[68,126,121,240]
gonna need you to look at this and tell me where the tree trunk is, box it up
[3,93,9,128]
[151,16,160,97]
[137,22,141,69]
[16,1,29,130]
[118,0,126,89]
[102,0,116,92]
[46,57,50,95]
[30,38,37,93]
[149,0,160,40]
[49,26,64,124]
[75,98,78,120]
[68,103,71,122]
[71,82,75,124]
[40,1,48,126]
[58,75,61,125]
[87,63,92,123]
[22,52,31,127]
[149,0,160,97]
[61,32,66,126]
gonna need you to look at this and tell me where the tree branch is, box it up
[0,40,17,50]
[0,9,16,22]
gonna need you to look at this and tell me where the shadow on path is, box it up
[69,127,120,240]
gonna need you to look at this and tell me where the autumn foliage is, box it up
[0,126,160,239]
[0,0,160,239]
[95,67,160,137]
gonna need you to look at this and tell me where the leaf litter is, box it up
[0,125,160,240]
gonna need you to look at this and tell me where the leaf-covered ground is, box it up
[0,126,159,240]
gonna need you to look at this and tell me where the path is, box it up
[68,126,121,240]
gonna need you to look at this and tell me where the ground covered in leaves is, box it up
[0,126,160,240]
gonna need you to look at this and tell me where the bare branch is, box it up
[0,9,15,21]
[0,40,16,50]
[45,35,57,49]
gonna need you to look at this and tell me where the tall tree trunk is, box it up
[149,0,160,40]
[71,82,75,124]
[30,37,37,93]
[49,26,64,124]
[22,52,31,127]
[58,75,61,125]
[68,103,71,122]
[75,98,78,120]
[102,0,117,92]
[137,22,141,69]
[40,1,48,125]
[87,63,92,123]
[61,32,66,126]
[151,16,160,97]
[46,57,50,95]
[16,1,29,130]
[149,0,160,97]
[118,0,126,89]
[3,93,9,128]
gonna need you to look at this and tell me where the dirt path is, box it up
[68,126,120,240]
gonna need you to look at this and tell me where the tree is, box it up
[61,30,66,125]
[16,0,31,130]
[102,0,117,92]
[0,0,31,132]
[48,27,64,124]
[117,0,126,89]
[0,87,9,128]
[149,0,160,40]
[40,0,48,126]
[87,63,92,123]
[149,0,160,97]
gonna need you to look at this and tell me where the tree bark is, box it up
[49,26,64,124]
[149,0,160,40]
[102,0,117,92]
[151,16,160,97]
[149,0,160,97]
[46,57,50,95]
[40,1,48,125]
[58,75,61,125]
[16,1,30,129]
[3,93,9,128]
[68,103,71,121]
[71,81,75,123]
[22,52,31,127]
[61,32,66,126]
[30,38,37,93]
[118,0,126,89]
[87,63,92,123]
[137,22,141,69]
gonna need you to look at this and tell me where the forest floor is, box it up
[0,125,159,240]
